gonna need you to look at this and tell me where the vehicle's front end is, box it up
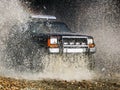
[47,34,95,54]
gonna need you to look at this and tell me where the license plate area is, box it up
[63,48,87,53]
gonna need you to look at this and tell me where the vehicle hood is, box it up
[46,32,93,38]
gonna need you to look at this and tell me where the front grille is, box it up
[62,36,88,47]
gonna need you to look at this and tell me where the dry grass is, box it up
[0,76,120,90]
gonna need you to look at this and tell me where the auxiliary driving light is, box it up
[76,42,80,45]
[70,42,74,45]
[81,42,86,45]
[64,42,68,45]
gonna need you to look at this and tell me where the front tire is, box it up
[87,54,95,70]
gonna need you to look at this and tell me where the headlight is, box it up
[47,36,58,48]
[88,39,93,44]
[50,37,58,44]
[88,38,95,48]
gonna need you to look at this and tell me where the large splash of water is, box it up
[0,0,29,77]
[0,0,119,81]
[0,0,94,81]
[77,0,120,79]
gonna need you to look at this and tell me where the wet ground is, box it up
[0,76,120,90]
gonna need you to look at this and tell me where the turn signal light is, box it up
[49,44,58,48]
[89,43,95,48]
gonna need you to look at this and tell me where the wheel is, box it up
[87,54,95,70]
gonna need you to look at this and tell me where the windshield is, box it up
[29,21,71,34]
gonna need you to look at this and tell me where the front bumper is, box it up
[48,47,96,54]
